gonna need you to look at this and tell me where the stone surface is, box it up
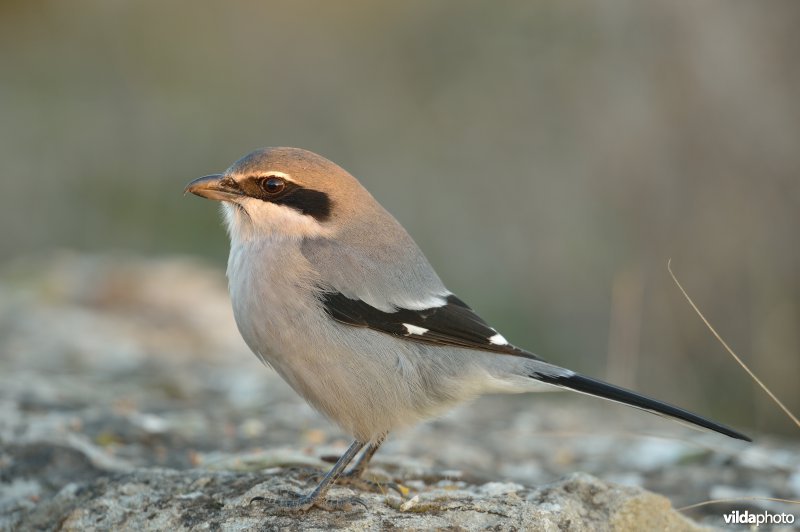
[1,254,797,530]
[9,462,702,532]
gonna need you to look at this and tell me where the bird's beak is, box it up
[184,174,243,202]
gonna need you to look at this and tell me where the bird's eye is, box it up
[261,176,286,195]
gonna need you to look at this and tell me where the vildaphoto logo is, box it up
[722,510,795,526]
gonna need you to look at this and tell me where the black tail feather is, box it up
[535,372,751,442]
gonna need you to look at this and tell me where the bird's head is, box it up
[185,147,371,243]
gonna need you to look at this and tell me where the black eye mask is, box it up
[241,176,332,222]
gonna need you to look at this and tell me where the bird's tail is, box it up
[531,369,751,441]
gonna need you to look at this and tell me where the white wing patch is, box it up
[403,323,430,336]
[489,333,508,346]
[393,295,448,311]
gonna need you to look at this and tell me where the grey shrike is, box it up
[185,147,749,512]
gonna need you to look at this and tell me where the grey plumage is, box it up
[186,147,749,512]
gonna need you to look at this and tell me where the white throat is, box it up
[221,199,331,247]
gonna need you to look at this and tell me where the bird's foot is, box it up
[336,470,405,495]
[336,472,402,494]
[307,466,404,495]
[250,489,367,514]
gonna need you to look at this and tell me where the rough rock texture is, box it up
[1,254,797,530]
[13,468,702,532]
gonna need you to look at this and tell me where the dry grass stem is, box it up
[667,260,800,430]
[678,497,800,512]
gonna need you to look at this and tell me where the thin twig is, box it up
[667,259,800,430]
[678,497,800,512]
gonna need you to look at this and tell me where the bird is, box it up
[185,147,750,512]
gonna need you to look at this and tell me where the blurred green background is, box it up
[1,1,798,436]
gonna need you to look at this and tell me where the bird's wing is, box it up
[320,291,542,360]
[320,291,752,441]
[319,290,753,441]
[300,215,453,313]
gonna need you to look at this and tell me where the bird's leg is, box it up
[336,434,402,494]
[251,440,366,513]
[344,434,385,479]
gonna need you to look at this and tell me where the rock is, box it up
[0,254,795,530]
[5,454,702,531]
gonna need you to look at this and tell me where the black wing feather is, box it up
[320,292,540,360]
